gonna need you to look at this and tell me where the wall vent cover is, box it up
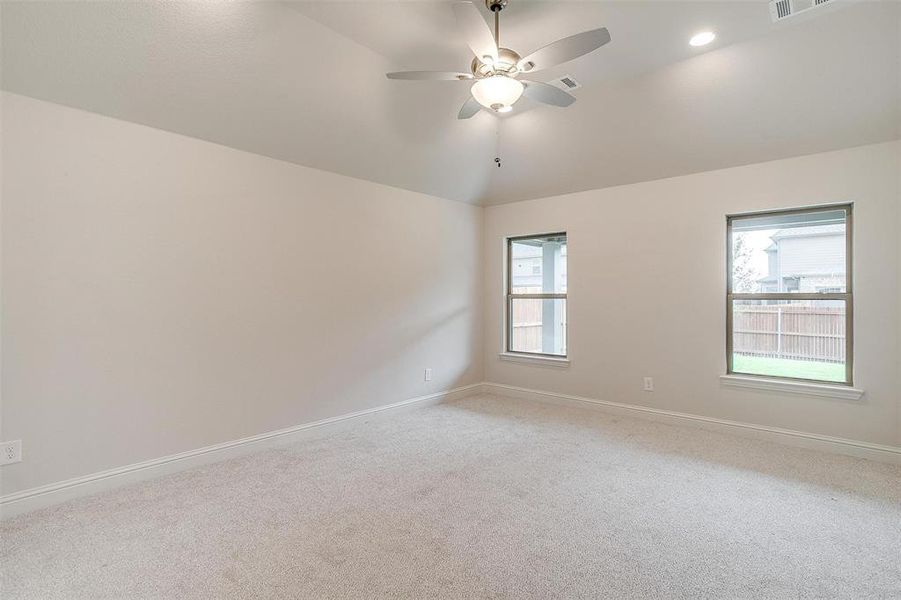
[771,0,793,19]
[554,75,582,91]
[769,0,833,22]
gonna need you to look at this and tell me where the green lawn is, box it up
[732,355,845,383]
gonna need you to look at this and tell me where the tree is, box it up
[732,233,758,293]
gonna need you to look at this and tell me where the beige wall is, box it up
[0,93,483,495]
[484,141,901,447]
[2,92,898,502]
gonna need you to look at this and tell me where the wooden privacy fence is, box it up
[733,304,845,363]
[511,298,566,353]
[512,302,843,362]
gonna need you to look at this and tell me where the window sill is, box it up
[498,352,570,368]
[719,374,864,400]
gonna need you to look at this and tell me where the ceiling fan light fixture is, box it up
[385,2,612,120]
[471,75,524,111]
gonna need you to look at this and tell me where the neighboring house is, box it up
[510,243,567,291]
[757,224,846,293]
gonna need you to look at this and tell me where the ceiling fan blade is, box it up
[458,97,481,119]
[522,81,576,107]
[452,2,498,63]
[386,71,473,80]
[518,27,611,74]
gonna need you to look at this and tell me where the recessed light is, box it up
[689,31,716,47]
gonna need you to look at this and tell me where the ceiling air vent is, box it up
[554,75,582,91]
[771,0,793,19]
[769,0,833,22]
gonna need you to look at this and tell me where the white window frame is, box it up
[505,232,568,359]
[726,204,854,386]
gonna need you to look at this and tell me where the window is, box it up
[506,233,567,357]
[727,204,852,385]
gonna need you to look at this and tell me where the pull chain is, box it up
[494,121,501,168]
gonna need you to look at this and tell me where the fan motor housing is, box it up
[471,47,522,77]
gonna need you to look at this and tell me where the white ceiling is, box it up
[2,1,899,205]
[290,1,775,90]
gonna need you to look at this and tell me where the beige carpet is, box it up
[2,394,900,599]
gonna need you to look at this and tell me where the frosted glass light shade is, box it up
[471,76,524,112]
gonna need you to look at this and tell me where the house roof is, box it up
[771,224,844,240]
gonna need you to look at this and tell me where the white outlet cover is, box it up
[1,440,22,465]
[424,368,432,382]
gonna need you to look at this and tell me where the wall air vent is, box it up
[771,0,793,19]
[554,75,581,91]
[769,0,834,22]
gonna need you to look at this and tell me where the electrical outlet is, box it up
[424,368,432,382]
[643,377,654,392]
[0,440,22,466]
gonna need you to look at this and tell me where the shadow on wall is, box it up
[307,302,480,416]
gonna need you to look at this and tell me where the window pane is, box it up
[510,298,566,356]
[731,299,846,383]
[730,209,847,294]
[511,235,567,294]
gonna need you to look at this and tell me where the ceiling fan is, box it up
[386,0,611,119]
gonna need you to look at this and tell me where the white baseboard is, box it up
[483,382,901,464]
[6,381,896,519]
[0,383,482,519]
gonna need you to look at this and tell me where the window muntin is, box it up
[507,233,567,357]
[727,205,852,385]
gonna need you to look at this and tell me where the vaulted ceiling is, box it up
[2,1,899,205]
